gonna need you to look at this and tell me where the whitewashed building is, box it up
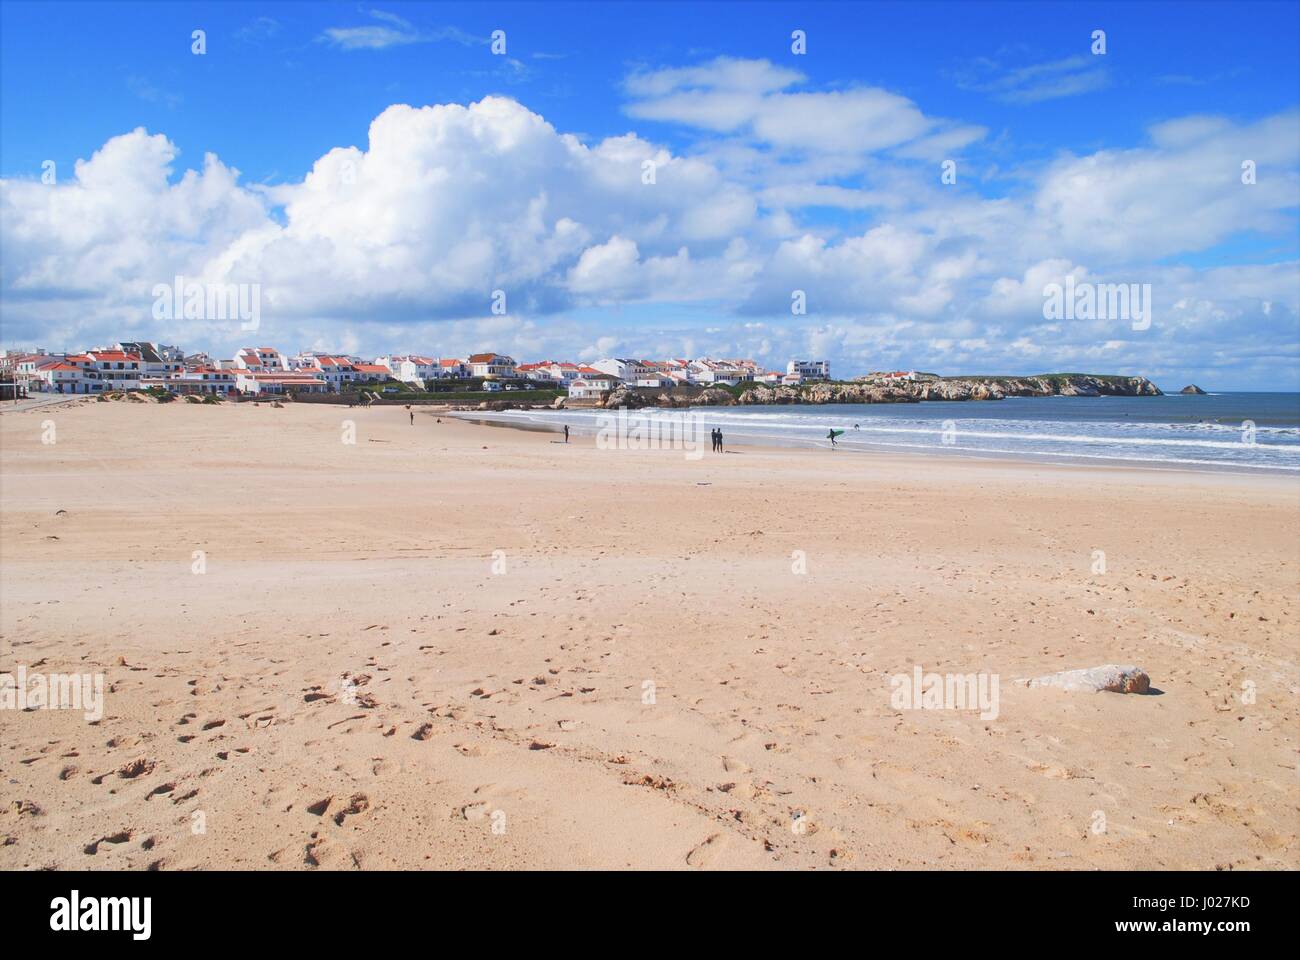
[84,350,144,389]
[591,358,651,382]
[378,355,439,386]
[467,353,516,378]
[568,371,620,399]
[787,359,830,381]
[233,346,289,372]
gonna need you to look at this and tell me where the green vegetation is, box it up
[329,383,562,404]
[422,388,561,403]
[698,379,857,399]
[951,373,1134,384]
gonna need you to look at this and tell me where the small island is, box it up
[1180,384,1208,394]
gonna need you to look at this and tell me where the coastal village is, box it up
[0,343,882,401]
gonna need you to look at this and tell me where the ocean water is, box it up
[460,392,1300,474]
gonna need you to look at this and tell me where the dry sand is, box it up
[1,398,1296,870]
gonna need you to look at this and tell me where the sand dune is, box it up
[1,399,1295,869]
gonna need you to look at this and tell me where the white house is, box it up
[591,358,650,382]
[437,358,470,378]
[540,361,583,382]
[172,368,238,395]
[515,362,560,382]
[353,363,393,382]
[690,359,751,385]
[31,359,102,393]
[568,372,620,399]
[787,359,830,381]
[235,371,329,395]
[118,342,184,379]
[467,353,517,379]
[301,355,360,390]
[234,346,289,372]
[84,350,143,389]
[378,355,439,386]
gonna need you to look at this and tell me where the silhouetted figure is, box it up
[564,424,570,443]
[409,411,414,425]
[717,429,724,453]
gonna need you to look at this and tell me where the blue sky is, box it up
[2,1,1298,388]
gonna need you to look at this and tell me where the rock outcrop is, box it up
[601,373,1161,409]
[1017,664,1151,694]
[1180,384,1207,394]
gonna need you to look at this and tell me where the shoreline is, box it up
[449,409,1300,481]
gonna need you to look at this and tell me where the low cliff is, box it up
[600,373,1161,409]
[595,369,1159,408]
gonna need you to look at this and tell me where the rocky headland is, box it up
[593,373,1162,410]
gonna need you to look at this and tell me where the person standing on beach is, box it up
[711,428,718,452]
[409,411,414,426]
[717,429,724,453]
[564,424,570,443]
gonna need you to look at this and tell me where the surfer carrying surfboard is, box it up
[827,428,842,447]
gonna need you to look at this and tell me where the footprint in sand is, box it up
[332,794,370,826]
[91,758,155,784]
[722,756,752,774]
[686,833,732,868]
[83,830,133,855]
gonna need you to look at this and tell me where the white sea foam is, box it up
[458,400,1300,473]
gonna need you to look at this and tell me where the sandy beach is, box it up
[1,399,1296,870]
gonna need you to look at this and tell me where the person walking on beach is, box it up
[409,411,414,426]
[827,428,838,448]
[716,429,724,453]
[563,424,570,443]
